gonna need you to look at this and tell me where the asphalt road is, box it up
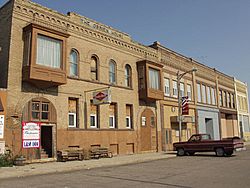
[1,146,249,188]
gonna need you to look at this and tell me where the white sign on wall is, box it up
[22,122,41,149]
[142,117,146,126]
[0,141,5,154]
[0,115,4,139]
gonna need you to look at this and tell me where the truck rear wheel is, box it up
[177,148,185,156]
[215,148,225,157]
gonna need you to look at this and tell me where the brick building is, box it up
[0,0,248,162]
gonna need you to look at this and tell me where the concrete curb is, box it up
[0,152,176,180]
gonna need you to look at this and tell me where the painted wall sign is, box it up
[22,122,41,149]
[0,115,4,139]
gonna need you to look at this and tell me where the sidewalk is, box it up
[0,152,176,180]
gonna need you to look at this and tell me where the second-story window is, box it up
[219,90,223,107]
[125,64,132,88]
[228,93,231,108]
[211,88,216,105]
[149,68,160,90]
[109,60,116,84]
[164,78,170,96]
[173,80,178,98]
[224,91,227,107]
[202,85,206,103]
[69,49,78,77]
[207,86,211,104]
[36,35,62,68]
[187,84,192,100]
[232,94,235,108]
[197,83,201,103]
[180,83,185,97]
[91,56,98,80]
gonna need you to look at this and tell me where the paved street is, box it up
[0,146,249,188]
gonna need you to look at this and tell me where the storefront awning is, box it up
[170,116,195,123]
[0,98,4,112]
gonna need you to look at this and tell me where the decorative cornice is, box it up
[13,0,158,61]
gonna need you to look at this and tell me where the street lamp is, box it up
[177,68,197,142]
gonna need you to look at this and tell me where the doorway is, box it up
[140,109,157,152]
[41,126,53,158]
[205,118,214,139]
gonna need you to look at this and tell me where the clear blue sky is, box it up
[1,0,250,100]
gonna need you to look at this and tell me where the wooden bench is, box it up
[89,147,113,159]
[57,147,85,162]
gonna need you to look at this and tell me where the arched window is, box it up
[109,60,116,84]
[91,55,98,80]
[69,49,78,76]
[125,64,132,88]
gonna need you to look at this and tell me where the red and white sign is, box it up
[93,89,111,105]
[182,96,189,115]
[22,122,41,149]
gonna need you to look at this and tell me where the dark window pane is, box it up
[42,103,49,111]
[42,112,49,120]
[32,112,40,120]
[32,102,40,111]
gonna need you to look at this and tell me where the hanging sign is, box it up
[22,122,41,149]
[93,89,111,105]
[0,115,4,139]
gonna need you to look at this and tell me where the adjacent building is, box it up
[235,79,250,140]
[0,0,248,162]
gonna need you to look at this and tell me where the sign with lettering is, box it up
[81,17,124,39]
[23,140,40,149]
[0,115,4,139]
[22,122,40,149]
[0,141,5,154]
[93,89,111,105]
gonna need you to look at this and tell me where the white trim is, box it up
[68,112,76,128]
[126,116,131,129]
[109,115,115,128]
[164,78,170,97]
[90,114,97,128]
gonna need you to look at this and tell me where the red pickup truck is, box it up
[173,134,245,157]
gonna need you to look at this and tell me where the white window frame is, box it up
[202,85,207,103]
[211,88,216,105]
[126,116,131,129]
[197,83,201,103]
[68,112,76,128]
[180,82,185,97]
[187,84,192,100]
[207,86,211,104]
[109,115,115,128]
[90,114,97,128]
[164,78,170,96]
[173,80,178,98]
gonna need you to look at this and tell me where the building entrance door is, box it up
[140,109,157,152]
[41,125,53,158]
